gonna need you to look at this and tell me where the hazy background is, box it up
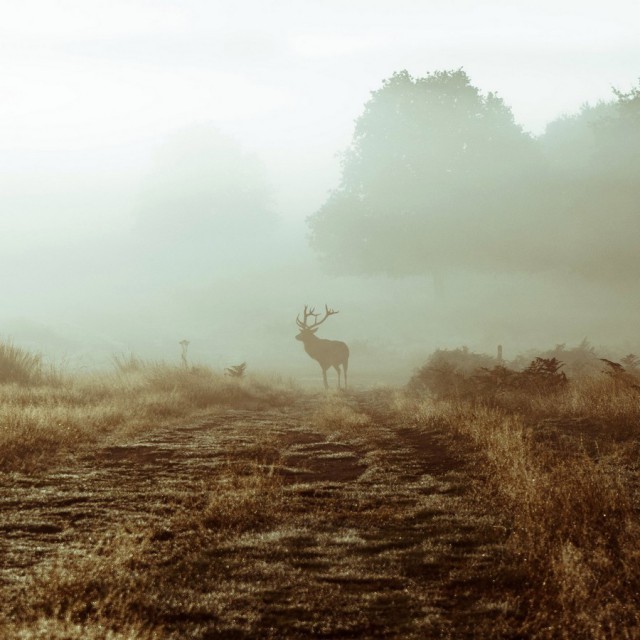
[2,0,640,383]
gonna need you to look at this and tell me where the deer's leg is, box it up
[343,360,348,390]
[322,368,329,390]
[334,365,341,389]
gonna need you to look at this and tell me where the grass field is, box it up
[1,342,639,638]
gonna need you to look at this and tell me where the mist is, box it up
[3,1,640,384]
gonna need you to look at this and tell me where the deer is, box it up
[295,304,349,390]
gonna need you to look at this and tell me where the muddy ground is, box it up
[0,392,520,638]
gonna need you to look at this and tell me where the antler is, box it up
[296,304,339,330]
[296,305,318,329]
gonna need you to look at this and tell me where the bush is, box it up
[511,339,600,379]
[408,347,496,399]
[411,346,574,402]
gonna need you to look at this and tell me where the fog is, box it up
[3,1,640,383]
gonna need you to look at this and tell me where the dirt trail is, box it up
[0,392,515,638]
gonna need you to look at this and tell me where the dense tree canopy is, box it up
[540,84,640,281]
[309,70,640,282]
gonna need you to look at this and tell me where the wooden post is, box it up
[179,340,190,368]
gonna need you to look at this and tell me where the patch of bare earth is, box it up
[0,392,518,638]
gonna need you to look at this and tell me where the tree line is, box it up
[308,69,640,282]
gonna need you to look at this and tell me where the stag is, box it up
[296,305,349,390]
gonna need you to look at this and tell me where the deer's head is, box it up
[295,305,339,342]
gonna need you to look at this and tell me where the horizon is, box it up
[2,1,640,378]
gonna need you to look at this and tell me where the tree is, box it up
[540,79,640,282]
[308,69,540,276]
[310,71,640,283]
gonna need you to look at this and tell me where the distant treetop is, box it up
[308,71,640,282]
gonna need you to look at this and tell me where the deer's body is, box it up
[296,305,349,390]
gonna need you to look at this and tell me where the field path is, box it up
[0,392,515,638]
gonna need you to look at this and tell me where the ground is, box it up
[0,391,520,638]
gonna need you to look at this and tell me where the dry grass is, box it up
[0,340,45,385]
[490,374,640,429]
[396,378,640,639]
[310,394,372,433]
[1,386,505,638]
[198,460,286,532]
[3,529,161,639]
[3,335,639,638]
[0,360,294,472]
[0,452,293,639]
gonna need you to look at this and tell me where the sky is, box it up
[1,1,640,375]
[3,0,640,222]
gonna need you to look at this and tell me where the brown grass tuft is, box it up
[310,395,371,433]
[199,461,286,532]
[0,340,43,385]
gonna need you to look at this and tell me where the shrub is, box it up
[410,348,569,401]
[519,356,568,391]
[409,347,496,398]
[511,339,600,379]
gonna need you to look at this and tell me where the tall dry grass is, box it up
[0,340,45,385]
[396,377,640,638]
[0,346,295,472]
